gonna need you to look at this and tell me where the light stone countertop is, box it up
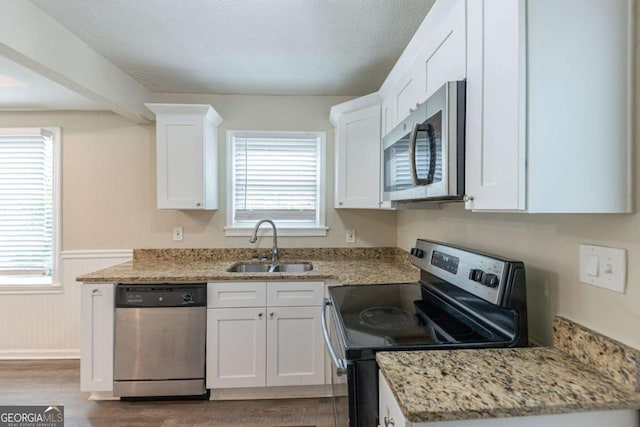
[377,317,640,423]
[76,247,420,285]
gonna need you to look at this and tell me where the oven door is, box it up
[322,298,349,427]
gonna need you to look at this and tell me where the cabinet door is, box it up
[392,68,422,127]
[266,307,325,387]
[381,97,393,138]
[335,104,383,209]
[465,0,526,211]
[414,0,466,103]
[378,371,410,427]
[80,283,115,392]
[148,103,222,211]
[206,307,266,388]
[156,113,207,209]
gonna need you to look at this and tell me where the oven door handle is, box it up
[321,298,347,376]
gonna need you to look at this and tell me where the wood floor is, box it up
[0,360,335,427]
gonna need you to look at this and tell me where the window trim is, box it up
[0,127,61,293]
[225,130,328,237]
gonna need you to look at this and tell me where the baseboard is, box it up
[0,349,80,360]
[210,384,332,400]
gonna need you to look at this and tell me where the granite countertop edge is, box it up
[377,318,640,423]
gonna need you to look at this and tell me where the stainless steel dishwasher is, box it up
[113,283,207,398]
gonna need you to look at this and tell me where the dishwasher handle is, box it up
[321,298,347,376]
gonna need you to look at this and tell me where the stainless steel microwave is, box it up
[382,80,466,203]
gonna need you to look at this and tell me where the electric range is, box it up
[322,239,528,427]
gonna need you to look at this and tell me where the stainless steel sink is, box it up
[273,262,313,273]
[226,262,313,273]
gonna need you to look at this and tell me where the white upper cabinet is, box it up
[380,0,466,135]
[145,103,223,210]
[330,0,465,210]
[331,94,386,209]
[465,0,633,212]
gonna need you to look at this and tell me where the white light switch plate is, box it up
[579,244,626,293]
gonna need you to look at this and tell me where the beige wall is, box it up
[0,95,398,253]
[397,198,640,350]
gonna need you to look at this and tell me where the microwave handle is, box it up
[426,123,437,184]
[409,124,436,185]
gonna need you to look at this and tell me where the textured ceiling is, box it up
[30,0,435,96]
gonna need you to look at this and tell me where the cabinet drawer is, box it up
[207,282,266,308]
[266,281,324,307]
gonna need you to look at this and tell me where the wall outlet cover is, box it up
[173,226,184,242]
[345,229,356,244]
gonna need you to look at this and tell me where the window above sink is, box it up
[224,130,328,237]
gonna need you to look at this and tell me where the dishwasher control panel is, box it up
[116,284,206,307]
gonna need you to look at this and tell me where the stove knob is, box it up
[183,293,193,303]
[410,248,425,258]
[481,273,499,288]
[468,269,484,282]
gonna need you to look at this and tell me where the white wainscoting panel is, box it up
[0,249,132,359]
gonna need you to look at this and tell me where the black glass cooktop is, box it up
[329,283,507,350]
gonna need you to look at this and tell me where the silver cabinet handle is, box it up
[321,298,347,376]
[91,289,101,296]
[384,416,395,427]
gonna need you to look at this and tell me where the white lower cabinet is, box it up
[206,281,325,389]
[80,283,115,392]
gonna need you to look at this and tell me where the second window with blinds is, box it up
[225,131,327,236]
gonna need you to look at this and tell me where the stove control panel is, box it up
[411,239,518,305]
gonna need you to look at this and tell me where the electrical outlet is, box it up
[173,226,184,242]
[346,229,356,244]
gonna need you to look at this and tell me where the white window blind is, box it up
[0,129,54,280]
[229,131,324,228]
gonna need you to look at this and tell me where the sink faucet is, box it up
[249,219,279,263]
